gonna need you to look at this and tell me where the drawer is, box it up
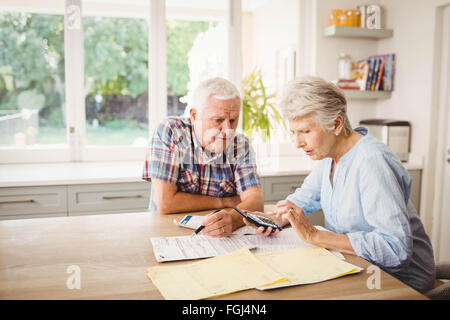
[262,175,305,202]
[0,186,67,217]
[68,182,150,214]
[408,169,422,212]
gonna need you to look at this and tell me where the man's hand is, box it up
[199,209,235,238]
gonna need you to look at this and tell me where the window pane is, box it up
[0,12,66,147]
[83,15,149,146]
[242,0,297,144]
[166,0,226,117]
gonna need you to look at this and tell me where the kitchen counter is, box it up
[0,155,423,188]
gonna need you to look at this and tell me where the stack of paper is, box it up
[146,246,362,300]
[256,247,362,290]
[146,247,286,300]
[151,227,344,262]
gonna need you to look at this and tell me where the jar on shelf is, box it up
[328,9,343,26]
[338,12,348,26]
[355,8,362,27]
[337,53,352,80]
[345,9,358,27]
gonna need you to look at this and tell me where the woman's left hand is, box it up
[272,200,319,244]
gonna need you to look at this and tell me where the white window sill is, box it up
[0,161,145,187]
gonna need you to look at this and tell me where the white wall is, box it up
[242,0,302,152]
[375,0,450,245]
[313,0,381,129]
[242,0,299,91]
[313,0,450,243]
[376,0,449,158]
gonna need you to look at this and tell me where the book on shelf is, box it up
[376,56,386,90]
[337,79,360,90]
[337,53,395,92]
[364,53,395,91]
[383,54,396,91]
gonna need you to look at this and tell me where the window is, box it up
[0,0,245,163]
[83,15,149,146]
[241,0,298,156]
[0,11,66,147]
[166,0,227,117]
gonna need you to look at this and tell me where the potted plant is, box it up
[242,68,286,143]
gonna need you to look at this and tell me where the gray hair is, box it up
[188,77,241,115]
[279,75,352,136]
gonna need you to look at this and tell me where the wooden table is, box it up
[0,210,427,300]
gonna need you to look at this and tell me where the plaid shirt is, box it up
[143,117,261,205]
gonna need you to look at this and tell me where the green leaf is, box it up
[242,67,287,142]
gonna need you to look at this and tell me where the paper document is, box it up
[146,247,287,300]
[255,247,363,290]
[151,226,344,262]
[151,235,257,262]
[237,227,345,259]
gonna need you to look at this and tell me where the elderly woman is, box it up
[245,76,435,293]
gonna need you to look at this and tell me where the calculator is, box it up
[232,206,283,231]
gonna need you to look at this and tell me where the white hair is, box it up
[187,77,241,115]
[279,75,353,136]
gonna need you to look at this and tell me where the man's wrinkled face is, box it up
[191,95,241,153]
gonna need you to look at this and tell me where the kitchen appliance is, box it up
[359,119,410,162]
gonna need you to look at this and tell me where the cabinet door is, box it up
[262,175,305,202]
[0,186,67,219]
[68,182,151,215]
[408,170,422,212]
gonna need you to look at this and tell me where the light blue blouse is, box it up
[286,127,435,293]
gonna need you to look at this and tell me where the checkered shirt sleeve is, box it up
[142,121,180,185]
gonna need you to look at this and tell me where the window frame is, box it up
[0,0,242,164]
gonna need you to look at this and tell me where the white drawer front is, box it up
[68,182,150,213]
[262,176,305,202]
[408,169,421,212]
[0,186,67,216]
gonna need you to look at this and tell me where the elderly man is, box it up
[143,77,264,237]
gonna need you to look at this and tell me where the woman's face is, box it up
[289,114,336,160]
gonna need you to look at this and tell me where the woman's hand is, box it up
[270,200,319,244]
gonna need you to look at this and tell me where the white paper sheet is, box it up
[151,235,257,262]
[151,226,344,262]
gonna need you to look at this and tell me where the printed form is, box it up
[151,227,344,262]
[151,235,257,262]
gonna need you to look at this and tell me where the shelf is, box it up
[343,90,392,100]
[324,25,393,39]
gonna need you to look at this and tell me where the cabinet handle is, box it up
[102,195,143,200]
[0,199,35,205]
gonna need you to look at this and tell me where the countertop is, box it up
[0,155,423,188]
[0,210,426,300]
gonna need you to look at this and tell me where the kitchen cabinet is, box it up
[0,185,67,220]
[260,169,423,227]
[0,182,151,220]
[0,167,422,221]
[68,182,151,216]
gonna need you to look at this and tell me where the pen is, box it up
[191,209,221,237]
